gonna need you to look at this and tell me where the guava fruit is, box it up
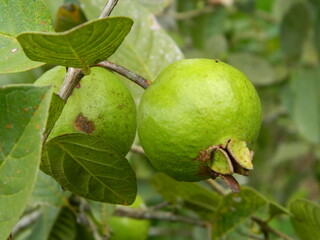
[137,59,261,187]
[35,66,136,155]
[108,195,150,240]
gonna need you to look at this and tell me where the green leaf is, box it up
[0,0,53,73]
[212,187,267,238]
[151,173,221,218]
[280,2,310,62]
[41,133,137,204]
[283,66,320,144]
[48,207,77,240]
[110,1,184,81]
[45,93,65,133]
[268,201,291,220]
[135,0,172,14]
[31,171,70,207]
[17,17,133,69]
[290,199,320,240]
[0,85,52,240]
[228,53,276,86]
[79,0,184,80]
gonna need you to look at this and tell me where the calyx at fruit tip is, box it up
[195,139,254,192]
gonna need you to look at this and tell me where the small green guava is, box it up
[35,66,136,155]
[108,195,150,240]
[137,59,261,186]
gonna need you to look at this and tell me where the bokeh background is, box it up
[2,0,319,239]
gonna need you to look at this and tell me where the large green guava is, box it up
[137,59,261,185]
[35,66,136,155]
[108,195,150,240]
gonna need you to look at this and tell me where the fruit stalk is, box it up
[114,206,209,227]
[97,61,151,89]
[99,0,119,18]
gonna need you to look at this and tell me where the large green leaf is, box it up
[17,17,133,70]
[0,0,53,73]
[41,134,137,204]
[79,0,184,100]
[290,199,320,240]
[211,187,267,238]
[228,53,276,86]
[280,2,310,62]
[282,67,320,144]
[0,85,52,240]
[151,173,221,218]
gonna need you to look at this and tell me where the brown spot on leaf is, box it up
[74,113,95,134]
[6,124,12,129]
[36,124,40,130]
[23,107,30,112]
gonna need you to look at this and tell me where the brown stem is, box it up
[58,68,84,101]
[99,0,119,18]
[130,145,145,155]
[114,206,209,228]
[251,216,293,240]
[205,179,229,196]
[96,61,151,89]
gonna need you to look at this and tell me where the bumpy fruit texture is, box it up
[108,195,150,240]
[35,66,136,155]
[138,59,261,182]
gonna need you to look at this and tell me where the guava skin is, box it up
[108,195,150,240]
[138,59,262,181]
[35,66,136,156]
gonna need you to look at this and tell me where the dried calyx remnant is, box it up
[196,139,254,193]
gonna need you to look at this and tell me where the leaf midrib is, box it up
[56,143,125,200]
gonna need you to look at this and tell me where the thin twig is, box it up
[96,61,151,89]
[205,179,229,196]
[12,210,41,237]
[130,145,145,155]
[148,201,169,211]
[114,206,209,228]
[100,0,119,18]
[251,216,293,240]
[58,68,84,101]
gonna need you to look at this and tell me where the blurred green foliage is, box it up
[2,0,319,239]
